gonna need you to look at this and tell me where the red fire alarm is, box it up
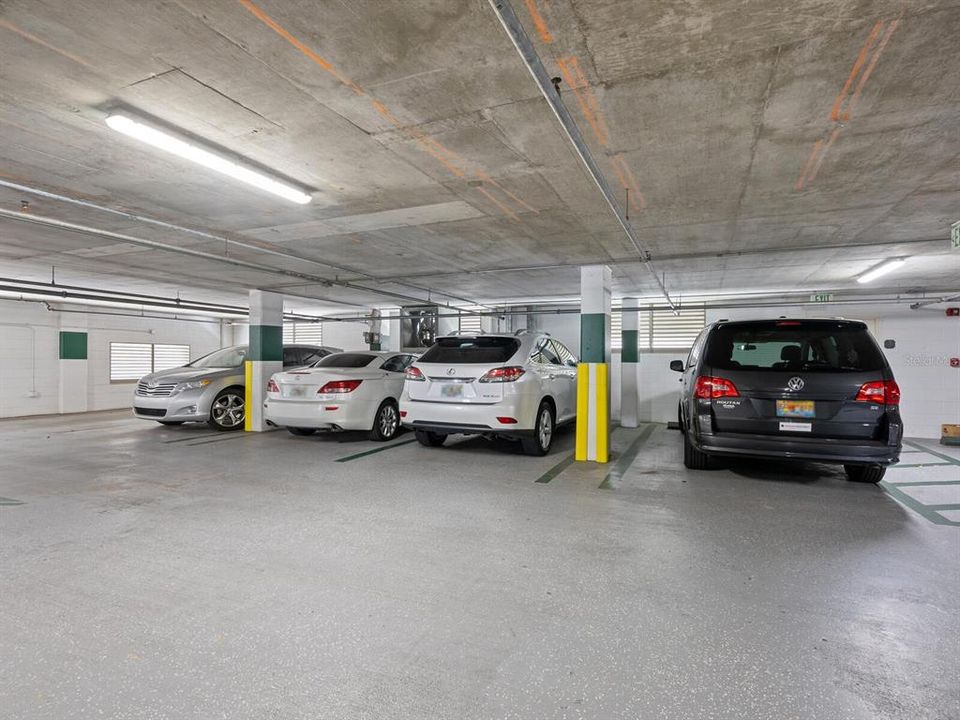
[951,358,960,368]
[947,307,960,316]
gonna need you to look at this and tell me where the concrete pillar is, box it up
[620,297,640,428]
[576,265,611,463]
[245,290,283,432]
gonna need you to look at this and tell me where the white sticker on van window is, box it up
[779,421,812,433]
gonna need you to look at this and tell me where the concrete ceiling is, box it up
[0,0,958,312]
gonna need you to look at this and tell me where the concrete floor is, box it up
[1,411,957,720]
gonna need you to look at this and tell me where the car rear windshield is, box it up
[704,321,886,372]
[314,353,377,368]
[418,337,520,364]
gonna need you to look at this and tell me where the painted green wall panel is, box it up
[59,331,88,360]
[621,330,639,363]
[580,313,608,363]
[249,324,282,362]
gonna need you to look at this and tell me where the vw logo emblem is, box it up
[446,368,457,376]
[787,377,805,392]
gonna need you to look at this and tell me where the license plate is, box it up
[284,385,308,398]
[777,399,815,418]
[441,384,463,398]
[779,421,812,433]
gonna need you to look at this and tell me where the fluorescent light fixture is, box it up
[105,113,312,204]
[856,258,907,284]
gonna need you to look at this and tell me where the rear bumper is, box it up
[400,397,536,436]
[696,431,901,466]
[264,398,376,431]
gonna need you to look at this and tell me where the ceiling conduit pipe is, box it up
[0,178,487,312]
[487,0,677,313]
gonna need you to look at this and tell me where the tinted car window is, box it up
[300,349,325,366]
[551,340,576,365]
[316,353,378,368]
[283,348,302,367]
[531,338,561,365]
[704,321,886,372]
[380,355,407,372]
[418,337,520,364]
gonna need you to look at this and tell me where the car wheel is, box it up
[844,464,886,483]
[287,427,316,436]
[414,429,446,447]
[158,421,184,426]
[370,400,400,442]
[683,429,712,470]
[207,388,245,431]
[521,401,554,456]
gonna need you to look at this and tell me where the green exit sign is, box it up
[810,293,834,303]
[952,221,960,249]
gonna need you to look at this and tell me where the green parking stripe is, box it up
[902,440,960,466]
[599,423,657,490]
[0,497,25,506]
[889,480,960,487]
[335,438,417,463]
[888,462,953,469]
[880,483,960,526]
[535,453,575,483]
[926,503,960,512]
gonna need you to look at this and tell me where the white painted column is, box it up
[576,265,612,463]
[620,297,640,428]
[245,290,283,432]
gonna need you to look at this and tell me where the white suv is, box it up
[399,332,578,455]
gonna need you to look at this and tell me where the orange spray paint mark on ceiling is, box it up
[796,13,903,191]
[610,155,647,211]
[829,20,883,122]
[556,56,610,147]
[523,0,554,43]
[0,18,94,68]
[235,0,530,220]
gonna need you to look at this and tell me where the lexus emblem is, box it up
[787,377,805,392]
[446,368,456,376]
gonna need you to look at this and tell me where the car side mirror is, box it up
[669,360,685,372]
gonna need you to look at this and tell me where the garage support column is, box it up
[246,290,283,432]
[620,297,641,428]
[576,265,611,463]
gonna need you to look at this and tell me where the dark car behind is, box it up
[672,318,902,482]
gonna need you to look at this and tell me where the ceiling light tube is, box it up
[856,258,907,284]
[105,113,312,204]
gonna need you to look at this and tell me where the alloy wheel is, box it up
[212,393,244,429]
[538,406,552,450]
[379,404,399,439]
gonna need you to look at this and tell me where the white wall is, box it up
[0,299,224,418]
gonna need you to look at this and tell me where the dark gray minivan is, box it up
[671,319,902,482]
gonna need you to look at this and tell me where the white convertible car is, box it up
[264,351,418,440]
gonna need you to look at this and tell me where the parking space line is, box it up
[902,440,960,466]
[599,423,656,490]
[164,433,224,444]
[535,453,575,483]
[334,438,417,463]
[0,497,25,506]
[889,462,953,469]
[889,480,960,487]
[880,483,960,527]
[184,434,253,447]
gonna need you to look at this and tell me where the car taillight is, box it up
[267,379,279,393]
[405,366,425,381]
[855,380,900,405]
[479,366,525,383]
[317,379,362,393]
[496,417,518,424]
[694,376,740,399]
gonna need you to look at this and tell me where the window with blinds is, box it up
[612,305,705,352]
[283,323,323,345]
[110,343,191,381]
[458,312,483,334]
